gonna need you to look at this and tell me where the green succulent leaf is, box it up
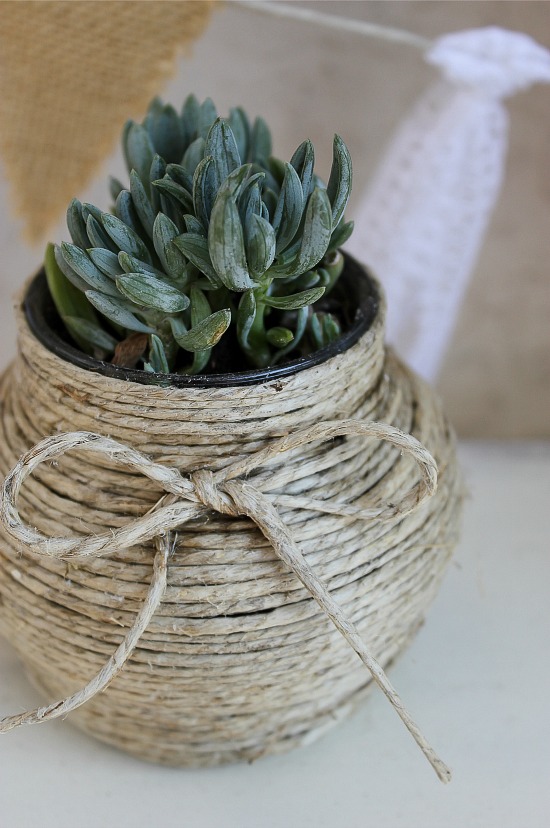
[206,118,241,185]
[181,94,200,146]
[60,242,120,296]
[63,316,118,352]
[208,170,256,291]
[290,139,315,199]
[171,308,231,352]
[293,187,332,273]
[123,122,155,192]
[152,177,194,214]
[144,102,185,164]
[148,334,170,373]
[66,199,90,250]
[130,169,156,238]
[53,244,92,293]
[236,289,256,350]
[327,219,354,253]
[118,252,165,279]
[173,233,220,286]
[228,107,250,162]
[116,272,190,313]
[149,154,166,213]
[266,327,294,348]
[182,214,205,235]
[165,163,193,193]
[87,248,122,279]
[85,291,155,334]
[248,116,271,163]
[272,162,304,253]
[85,214,117,253]
[264,286,325,310]
[186,285,214,373]
[115,190,142,235]
[192,155,216,227]
[326,134,352,228]
[45,243,100,354]
[101,212,152,263]
[182,136,206,175]
[109,176,125,203]
[198,98,218,138]
[152,213,187,280]
[244,213,276,278]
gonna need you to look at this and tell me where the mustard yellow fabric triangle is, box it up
[0,0,217,241]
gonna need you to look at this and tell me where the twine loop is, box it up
[0,419,451,783]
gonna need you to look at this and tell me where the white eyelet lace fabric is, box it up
[347,27,550,381]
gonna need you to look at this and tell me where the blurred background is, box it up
[0,0,548,437]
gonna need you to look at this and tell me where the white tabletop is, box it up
[1,441,549,828]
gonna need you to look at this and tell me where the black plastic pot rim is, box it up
[24,252,379,389]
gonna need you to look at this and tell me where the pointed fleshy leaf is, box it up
[294,187,332,273]
[192,155,216,227]
[148,334,170,373]
[266,327,294,348]
[109,176,125,203]
[327,219,354,253]
[205,118,241,187]
[248,116,271,163]
[245,213,276,278]
[64,316,118,352]
[85,214,117,253]
[171,308,231,352]
[144,102,185,164]
[236,289,256,351]
[153,176,193,213]
[45,243,99,354]
[101,213,152,263]
[290,139,315,199]
[152,213,186,280]
[149,154,166,213]
[61,242,119,296]
[66,199,90,250]
[173,233,220,286]
[116,272,189,313]
[123,123,155,191]
[264,287,325,310]
[326,134,352,228]
[183,214,205,235]
[115,190,141,235]
[228,107,250,162]
[118,252,166,280]
[272,162,304,253]
[182,136,205,175]
[181,94,200,146]
[88,248,122,278]
[53,244,90,293]
[130,169,156,238]
[85,291,155,333]
[198,98,218,138]
[187,285,214,373]
[208,189,256,291]
[166,163,194,192]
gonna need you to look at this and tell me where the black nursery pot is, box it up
[24,253,379,387]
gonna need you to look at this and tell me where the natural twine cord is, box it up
[0,275,463,779]
[0,421,448,781]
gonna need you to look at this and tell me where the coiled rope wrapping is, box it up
[0,275,463,776]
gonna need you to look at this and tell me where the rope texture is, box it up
[0,276,463,776]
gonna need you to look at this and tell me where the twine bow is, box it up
[0,419,451,782]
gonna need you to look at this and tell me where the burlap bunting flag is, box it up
[0,0,217,241]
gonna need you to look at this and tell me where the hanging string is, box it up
[232,1,430,50]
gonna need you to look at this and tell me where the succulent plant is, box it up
[45,95,354,376]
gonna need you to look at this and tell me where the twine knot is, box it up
[0,419,451,783]
[189,468,239,517]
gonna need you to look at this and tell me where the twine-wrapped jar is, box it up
[0,257,462,771]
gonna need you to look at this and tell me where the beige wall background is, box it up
[0,1,548,437]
